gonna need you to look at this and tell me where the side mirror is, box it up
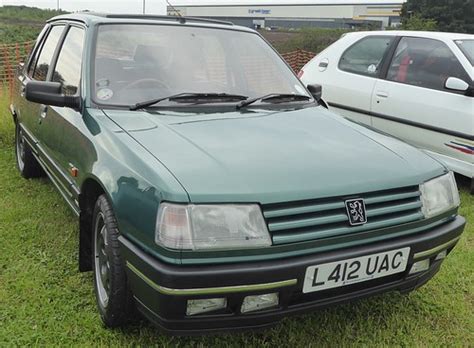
[307,84,328,107]
[307,84,323,102]
[445,77,472,96]
[25,81,81,109]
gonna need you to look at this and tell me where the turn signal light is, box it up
[409,259,430,275]
[435,250,447,260]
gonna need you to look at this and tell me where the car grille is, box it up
[262,185,423,245]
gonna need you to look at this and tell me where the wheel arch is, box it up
[78,176,110,272]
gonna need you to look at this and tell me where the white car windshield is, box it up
[93,24,310,107]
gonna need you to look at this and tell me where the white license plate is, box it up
[303,247,410,293]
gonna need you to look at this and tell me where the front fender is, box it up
[78,109,188,268]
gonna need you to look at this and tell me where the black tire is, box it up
[15,122,44,178]
[471,178,474,195]
[92,194,136,328]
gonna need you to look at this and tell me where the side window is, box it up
[52,27,85,96]
[386,37,469,92]
[339,36,394,77]
[32,25,65,81]
[27,25,49,76]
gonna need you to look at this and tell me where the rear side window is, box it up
[52,27,85,95]
[339,36,394,77]
[387,37,470,91]
[32,25,65,81]
[26,25,49,77]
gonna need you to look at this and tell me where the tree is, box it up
[401,0,474,33]
[402,14,438,31]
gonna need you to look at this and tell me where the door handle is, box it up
[376,91,389,98]
[40,105,48,119]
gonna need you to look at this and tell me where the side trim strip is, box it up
[19,124,80,216]
[328,102,474,141]
[413,236,461,260]
[20,124,80,200]
[126,261,298,296]
[34,152,80,216]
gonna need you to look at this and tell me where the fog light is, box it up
[409,259,430,274]
[241,293,279,313]
[435,250,447,261]
[186,298,227,316]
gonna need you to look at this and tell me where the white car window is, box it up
[339,36,394,77]
[387,37,470,92]
[455,39,474,66]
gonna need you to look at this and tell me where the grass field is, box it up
[0,90,473,346]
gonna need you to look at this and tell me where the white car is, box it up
[300,31,474,192]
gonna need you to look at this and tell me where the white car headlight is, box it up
[155,203,272,250]
[420,172,460,219]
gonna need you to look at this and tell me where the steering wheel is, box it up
[123,78,170,92]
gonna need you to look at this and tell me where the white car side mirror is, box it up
[445,77,469,92]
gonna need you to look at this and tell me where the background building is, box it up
[168,0,405,29]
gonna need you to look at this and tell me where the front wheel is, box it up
[92,195,136,328]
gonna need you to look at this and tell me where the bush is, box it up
[401,0,474,33]
[265,28,348,54]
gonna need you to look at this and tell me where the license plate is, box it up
[303,247,410,293]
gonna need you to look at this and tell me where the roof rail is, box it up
[104,14,234,26]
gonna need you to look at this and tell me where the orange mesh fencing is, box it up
[281,49,317,73]
[0,41,34,99]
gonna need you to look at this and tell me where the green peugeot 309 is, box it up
[11,13,466,334]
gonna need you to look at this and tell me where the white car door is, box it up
[301,34,396,126]
[371,36,474,179]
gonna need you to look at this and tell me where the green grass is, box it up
[0,6,65,44]
[0,92,473,346]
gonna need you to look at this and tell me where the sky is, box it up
[1,0,405,13]
[1,0,168,14]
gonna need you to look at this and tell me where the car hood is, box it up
[102,106,445,204]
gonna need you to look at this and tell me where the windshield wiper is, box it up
[236,93,311,109]
[130,93,248,110]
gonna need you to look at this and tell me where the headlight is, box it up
[420,172,460,219]
[155,203,272,250]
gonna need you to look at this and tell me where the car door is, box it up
[16,24,65,149]
[14,25,49,138]
[305,34,396,126]
[371,36,474,178]
[47,24,87,208]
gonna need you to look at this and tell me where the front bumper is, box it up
[119,216,465,335]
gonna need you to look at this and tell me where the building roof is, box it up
[172,0,405,6]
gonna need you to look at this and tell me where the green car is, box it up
[11,13,466,334]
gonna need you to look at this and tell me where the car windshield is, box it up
[93,24,310,107]
[455,39,474,66]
